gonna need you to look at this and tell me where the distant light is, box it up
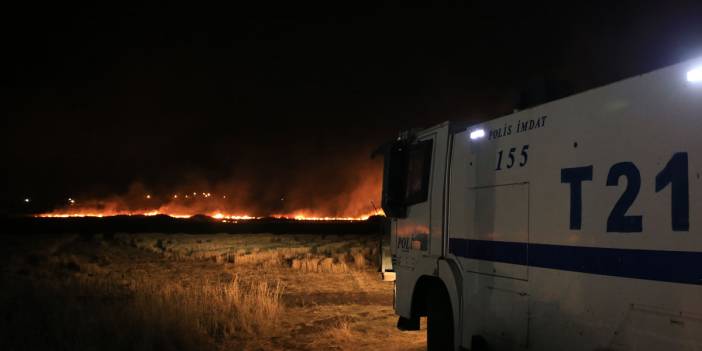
[470,129,486,140]
[688,67,702,82]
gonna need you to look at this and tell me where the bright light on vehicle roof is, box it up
[469,129,485,140]
[688,67,702,82]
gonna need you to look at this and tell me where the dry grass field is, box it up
[0,232,426,350]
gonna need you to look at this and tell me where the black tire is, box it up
[426,284,454,351]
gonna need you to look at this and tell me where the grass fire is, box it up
[32,164,384,222]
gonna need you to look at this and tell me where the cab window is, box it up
[405,140,433,205]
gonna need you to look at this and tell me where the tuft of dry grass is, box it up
[129,273,285,338]
[352,253,366,269]
[289,255,351,273]
[327,318,355,341]
[307,317,360,351]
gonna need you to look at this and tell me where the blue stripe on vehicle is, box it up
[448,238,702,285]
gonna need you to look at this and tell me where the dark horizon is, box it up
[7,2,702,214]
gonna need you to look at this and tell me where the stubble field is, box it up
[0,232,425,350]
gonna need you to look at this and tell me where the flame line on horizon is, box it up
[35,209,385,221]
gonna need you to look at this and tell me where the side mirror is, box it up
[381,140,408,218]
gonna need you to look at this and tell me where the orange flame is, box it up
[37,208,384,221]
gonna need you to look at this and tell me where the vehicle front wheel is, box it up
[426,284,454,351]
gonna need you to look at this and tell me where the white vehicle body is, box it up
[383,58,702,350]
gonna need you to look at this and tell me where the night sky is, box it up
[7,2,702,214]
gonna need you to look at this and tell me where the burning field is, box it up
[0,231,425,350]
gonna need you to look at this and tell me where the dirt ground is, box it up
[0,233,426,350]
